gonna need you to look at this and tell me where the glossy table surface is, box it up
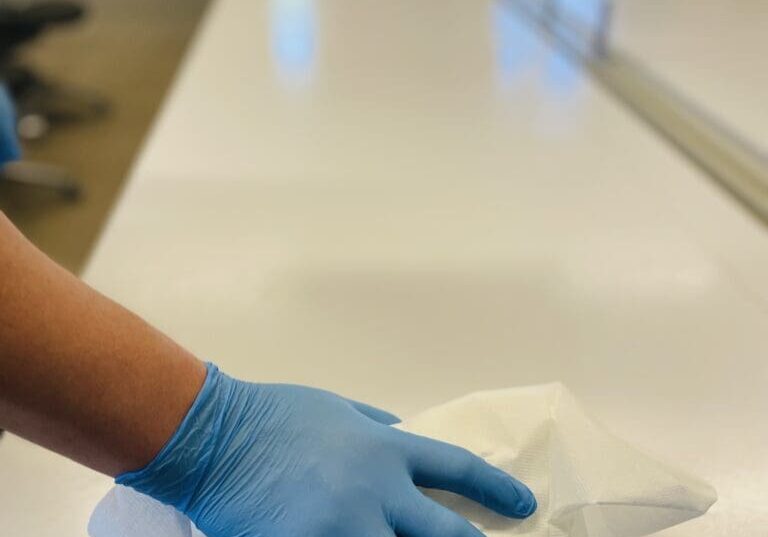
[2,1,767,535]
[613,0,768,153]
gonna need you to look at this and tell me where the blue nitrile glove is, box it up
[118,363,537,537]
[0,84,21,165]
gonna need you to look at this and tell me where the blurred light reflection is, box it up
[544,48,581,99]
[558,0,605,31]
[491,1,585,107]
[270,0,316,88]
[490,1,534,86]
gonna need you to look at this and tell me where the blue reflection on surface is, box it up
[270,0,316,87]
[544,48,582,98]
[559,0,604,30]
[491,1,534,85]
[491,1,584,100]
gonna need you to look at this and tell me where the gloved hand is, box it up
[118,363,537,537]
[0,84,21,165]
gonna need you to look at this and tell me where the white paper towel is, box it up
[89,383,716,537]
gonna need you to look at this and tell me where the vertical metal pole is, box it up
[593,0,614,58]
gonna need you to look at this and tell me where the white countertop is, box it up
[2,0,767,535]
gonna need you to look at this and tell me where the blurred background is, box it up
[0,0,766,274]
[0,0,208,273]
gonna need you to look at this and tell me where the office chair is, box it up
[0,160,80,198]
[0,1,102,199]
[1,1,109,141]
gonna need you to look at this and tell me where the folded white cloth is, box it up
[89,383,716,537]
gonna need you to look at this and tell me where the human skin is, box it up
[0,210,206,476]
[0,211,537,537]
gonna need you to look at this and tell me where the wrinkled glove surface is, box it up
[117,363,536,537]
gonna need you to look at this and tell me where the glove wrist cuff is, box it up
[115,362,227,511]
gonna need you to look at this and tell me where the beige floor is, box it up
[0,0,209,274]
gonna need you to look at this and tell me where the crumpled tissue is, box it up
[89,383,716,537]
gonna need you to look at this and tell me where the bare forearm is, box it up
[0,212,206,476]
